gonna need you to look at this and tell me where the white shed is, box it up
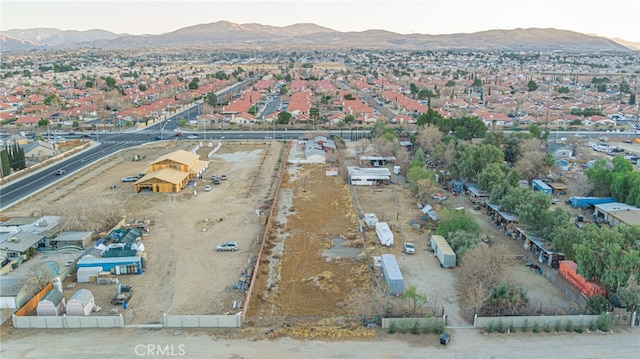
[37,290,66,316]
[76,266,102,283]
[66,289,94,316]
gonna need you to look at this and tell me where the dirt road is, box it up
[2,327,638,358]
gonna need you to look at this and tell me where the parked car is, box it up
[432,193,447,201]
[404,242,415,254]
[204,185,212,191]
[154,136,164,141]
[213,178,221,185]
[175,132,183,137]
[187,134,199,139]
[211,174,217,180]
[216,241,238,251]
[55,169,65,175]
[220,174,227,180]
[440,332,451,345]
[121,176,137,182]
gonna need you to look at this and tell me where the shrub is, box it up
[388,321,397,334]
[574,319,584,333]
[423,319,432,334]
[596,313,614,332]
[554,320,561,332]
[399,321,407,334]
[565,320,574,332]
[508,321,515,333]
[433,320,445,335]
[543,322,552,333]
[496,319,505,333]
[532,321,540,333]
[411,320,420,335]
[588,320,597,331]
[485,321,495,333]
[521,318,529,332]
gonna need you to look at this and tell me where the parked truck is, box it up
[380,254,404,296]
[375,222,394,247]
[430,235,456,268]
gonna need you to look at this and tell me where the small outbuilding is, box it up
[36,289,66,316]
[66,289,95,316]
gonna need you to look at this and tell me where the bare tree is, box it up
[458,243,518,314]
[46,194,125,233]
[416,177,439,204]
[394,146,410,172]
[353,139,371,154]
[349,276,394,322]
[415,125,443,153]
[370,137,394,156]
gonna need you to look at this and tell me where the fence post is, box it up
[473,313,477,328]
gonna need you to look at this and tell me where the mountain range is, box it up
[1,21,637,52]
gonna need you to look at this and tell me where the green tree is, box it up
[277,111,292,125]
[478,163,506,192]
[104,76,116,89]
[37,119,50,129]
[503,137,520,164]
[447,229,480,256]
[344,114,356,126]
[629,92,636,105]
[416,108,443,127]
[0,149,10,177]
[483,131,506,147]
[585,159,613,196]
[72,120,80,129]
[401,285,427,315]
[527,80,538,92]
[409,83,419,98]
[483,282,529,316]
[435,209,480,238]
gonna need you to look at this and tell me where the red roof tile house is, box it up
[15,115,44,126]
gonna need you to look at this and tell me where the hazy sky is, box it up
[2,0,639,42]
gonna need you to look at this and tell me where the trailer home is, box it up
[429,235,456,268]
[380,254,404,296]
[375,222,394,247]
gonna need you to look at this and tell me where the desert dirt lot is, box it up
[4,140,286,322]
[4,139,583,329]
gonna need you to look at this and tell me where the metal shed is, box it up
[36,290,66,316]
[66,289,94,316]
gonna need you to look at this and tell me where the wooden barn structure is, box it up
[133,150,209,193]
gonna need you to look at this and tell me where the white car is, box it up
[216,242,238,251]
[404,242,415,254]
[187,134,198,139]
[204,185,212,191]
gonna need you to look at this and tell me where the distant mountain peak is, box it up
[0,22,632,52]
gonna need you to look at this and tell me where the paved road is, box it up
[1,326,637,358]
